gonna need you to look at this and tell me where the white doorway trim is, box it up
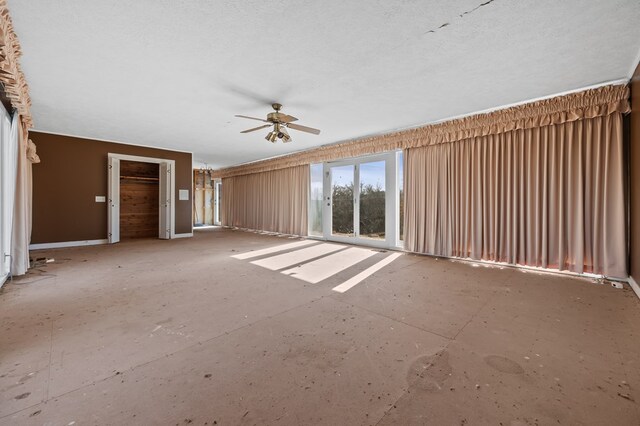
[107,153,176,243]
[213,179,222,226]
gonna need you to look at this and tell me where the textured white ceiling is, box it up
[9,0,640,168]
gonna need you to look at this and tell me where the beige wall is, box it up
[631,63,640,281]
[30,132,192,244]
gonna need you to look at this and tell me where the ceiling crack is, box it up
[424,0,497,35]
[460,0,497,18]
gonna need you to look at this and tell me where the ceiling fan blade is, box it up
[287,123,321,135]
[235,114,270,123]
[240,124,272,134]
[275,113,298,123]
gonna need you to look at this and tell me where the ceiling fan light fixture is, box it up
[265,130,278,143]
[237,103,320,144]
[278,127,291,143]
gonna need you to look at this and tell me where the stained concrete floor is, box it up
[1,227,639,425]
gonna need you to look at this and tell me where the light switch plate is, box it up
[179,189,189,201]
[95,196,106,203]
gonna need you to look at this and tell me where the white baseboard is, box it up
[173,233,193,239]
[29,239,109,250]
[30,234,193,248]
[628,276,640,300]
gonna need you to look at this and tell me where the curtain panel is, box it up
[0,3,35,280]
[11,127,38,276]
[404,112,627,278]
[221,165,309,236]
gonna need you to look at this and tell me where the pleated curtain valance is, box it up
[212,84,629,179]
[0,0,32,129]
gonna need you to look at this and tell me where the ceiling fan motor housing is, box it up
[237,103,319,142]
[267,112,280,122]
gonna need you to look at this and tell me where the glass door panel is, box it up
[331,165,355,237]
[309,164,323,236]
[398,152,404,243]
[359,161,386,240]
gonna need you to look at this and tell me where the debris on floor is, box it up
[617,392,634,402]
[30,257,54,267]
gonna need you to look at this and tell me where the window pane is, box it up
[331,165,354,237]
[359,161,385,239]
[309,164,323,236]
[398,152,404,242]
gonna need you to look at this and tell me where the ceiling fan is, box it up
[235,103,321,143]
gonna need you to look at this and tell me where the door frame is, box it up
[213,179,222,226]
[321,151,398,249]
[107,153,176,243]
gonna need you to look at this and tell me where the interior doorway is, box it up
[193,169,214,227]
[193,171,221,227]
[107,153,175,243]
[119,161,159,239]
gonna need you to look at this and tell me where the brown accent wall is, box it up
[30,132,192,244]
[631,63,640,281]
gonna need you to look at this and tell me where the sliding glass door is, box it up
[311,151,401,249]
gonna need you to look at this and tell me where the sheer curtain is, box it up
[0,106,18,285]
[221,165,309,236]
[11,123,36,276]
[404,112,627,278]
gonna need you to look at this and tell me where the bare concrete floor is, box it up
[1,228,639,425]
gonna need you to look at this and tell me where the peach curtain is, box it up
[221,165,309,236]
[11,129,38,276]
[404,113,627,278]
[0,3,34,278]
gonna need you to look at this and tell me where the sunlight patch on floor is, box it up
[332,253,403,293]
[231,240,317,260]
[250,243,344,270]
[282,247,377,283]
[232,241,403,292]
